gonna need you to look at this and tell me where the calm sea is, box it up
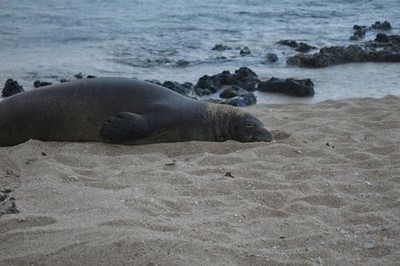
[0,0,399,103]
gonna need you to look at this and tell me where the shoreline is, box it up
[2,62,400,106]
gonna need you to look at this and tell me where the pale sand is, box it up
[0,95,399,266]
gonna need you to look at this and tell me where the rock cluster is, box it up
[2,67,315,106]
[287,21,400,67]
[147,66,314,106]
[351,20,392,40]
[149,67,263,106]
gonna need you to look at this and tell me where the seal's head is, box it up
[238,113,272,142]
[204,103,273,143]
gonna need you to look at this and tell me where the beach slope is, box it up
[1,95,399,265]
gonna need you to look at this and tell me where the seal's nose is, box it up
[253,127,273,142]
[264,130,273,142]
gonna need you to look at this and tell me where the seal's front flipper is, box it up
[100,112,149,143]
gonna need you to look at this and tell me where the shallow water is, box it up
[0,0,399,103]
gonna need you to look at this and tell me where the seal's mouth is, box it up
[249,127,273,142]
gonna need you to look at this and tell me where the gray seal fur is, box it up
[0,77,272,146]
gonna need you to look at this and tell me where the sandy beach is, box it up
[1,95,399,265]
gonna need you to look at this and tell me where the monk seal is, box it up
[0,77,272,146]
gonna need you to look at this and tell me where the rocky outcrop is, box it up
[212,44,251,56]
[34,80,52,88]
[212,44,232,51]
[371,20,392,30]
[233,67,260,91]
[1,79,24,97]
[194,67,259,96]
[286,21,399,68]
[219,86,257,106]
[287,34,400,68]
[265,53,278,63]
[351,20,392,40]
[195,71,236,95]
[239,46,251,56]
[258,77,314,97]
[278,40,317,53]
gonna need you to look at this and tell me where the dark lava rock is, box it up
[74,73,83,79]
[371,20,392,30]
[219,85,257,106]
[220,87,239,99]
[161,81,194,97]
[258,77,314,97]
[225,93,257,106]
[296,43,317,53]
[287,45,362,67]
[278,40,299,48]
[74,73,96,79]
[351,21,392,41]
[278,40,316,52]
[353,24,367,31]
[194,71,237,96]
[219,86,249,99]
[266,53,279,63]
[194,67,259,95]
[209,92,257,107]
[240,46,251,56]
[34,80,52,88]
[287,36,400,68]
[375,33,390,43]
[2,79,24,97]
[212,44,232,51]
[233,67,259,91]
[374,33,400,46]
[350,25,368,41]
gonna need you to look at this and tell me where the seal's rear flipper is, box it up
[100,112,149,143]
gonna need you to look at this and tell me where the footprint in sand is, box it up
[271,130,291,141]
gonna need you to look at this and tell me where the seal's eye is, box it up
[246,122,255,128]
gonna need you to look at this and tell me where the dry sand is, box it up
[0,95,399,265]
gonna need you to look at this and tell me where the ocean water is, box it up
[0,0,399,104]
